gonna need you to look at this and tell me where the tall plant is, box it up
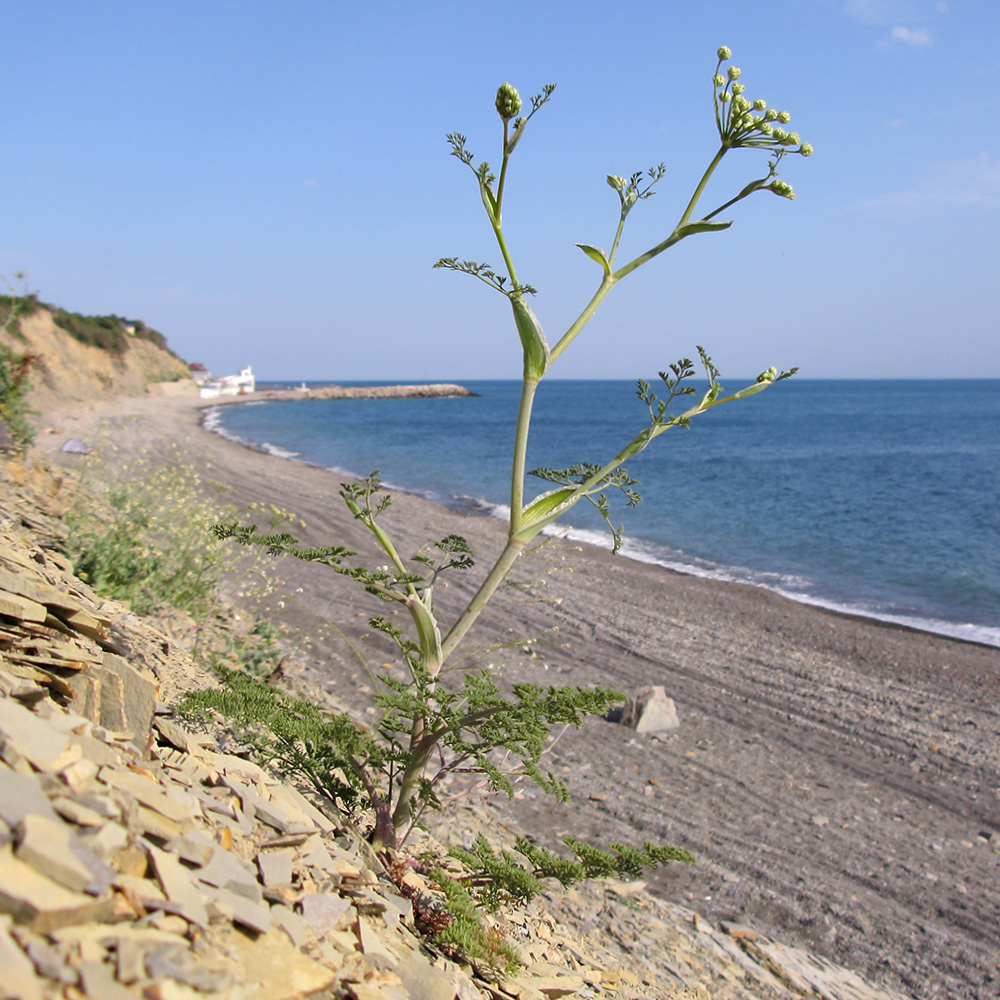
[205,48,810,857]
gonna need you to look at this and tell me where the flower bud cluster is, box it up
[712,47,812,158]
[495,82,522,121]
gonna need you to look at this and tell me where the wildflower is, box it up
[717,45,732,59]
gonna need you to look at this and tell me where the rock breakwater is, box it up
[216,383,477,406]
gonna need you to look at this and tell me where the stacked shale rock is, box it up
[0,498,498,1000]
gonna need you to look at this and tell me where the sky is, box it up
[2,0,998,381]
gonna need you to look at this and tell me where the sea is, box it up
[206,379,1000,649]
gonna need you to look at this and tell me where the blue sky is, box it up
[2,0,997,380]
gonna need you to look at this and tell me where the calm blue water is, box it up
[208,380,1000,648]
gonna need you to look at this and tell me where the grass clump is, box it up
[64,454,266,618]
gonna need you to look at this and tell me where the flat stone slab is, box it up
[99,766,198,825]
[0,914,43,1000]
[221,925,337,1000]
[196,845,262,903]
[0,697,79,772]
[257,852,293,887]
[145,843,208,928]
[0,764,59,828]
[15,813,101,893]
[0,847,114,933]
[299,893,352,937]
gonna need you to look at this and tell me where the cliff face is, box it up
[1,307,194,414]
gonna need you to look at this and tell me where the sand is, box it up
[38,392,1000,999]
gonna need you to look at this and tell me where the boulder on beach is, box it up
[621,685,680,733]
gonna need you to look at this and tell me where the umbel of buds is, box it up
[713,47,812,159]
[495,82,522,120]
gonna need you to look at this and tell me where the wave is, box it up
[432,497,1000,649]
[202,407,300,460]
[203,409,1000,650]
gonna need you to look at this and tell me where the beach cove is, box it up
[39,391,1000,1000]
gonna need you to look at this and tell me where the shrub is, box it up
[0,273,40,447]
[52,310,130,354]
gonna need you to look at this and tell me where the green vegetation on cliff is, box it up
[51,308,175,357]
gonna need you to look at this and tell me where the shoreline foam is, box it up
[204,401,1000,650]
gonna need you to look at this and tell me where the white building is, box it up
[199,365,255,398]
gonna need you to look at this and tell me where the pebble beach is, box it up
[38,390,1000,1000]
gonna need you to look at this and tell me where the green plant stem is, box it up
[612,146,728,282]
[677,144,727,228]
[454,149,733,664]
[492,218,518,291]
[350,754,396,850]
[702,177,768,221]
[357,506,417,595]
[509,376,539,534]
[549,276,616,364]
[391,737,437,838]
[394,697,536,838]
[440,537,526,663]
[608,212,628,267]
[495,122,511,219]
[517,387,732,541]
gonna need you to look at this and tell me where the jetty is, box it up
[208,382,476,405]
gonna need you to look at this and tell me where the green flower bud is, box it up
[770,180,795,199]
[758,122,774,134]
[799,142,814,156]
[734,95,750,112]
[732,82,745,95]
[495,82,522,120]
[717,46,732,60]
[713,74,725,87]
[753,98,766,110]
[728,66,741,81]
[720,90,731,102]
[777,110,791,123]
[765,108,778,121]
